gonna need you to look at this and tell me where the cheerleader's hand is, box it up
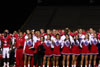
[13,46,15,49]
[29,47,33,49]
[29,47,35,50]
[79,45,82,49]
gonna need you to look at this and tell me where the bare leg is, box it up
[47,57,50,67]
[43,56,46,67]
[89,55,92,67]
[94,55,97,66]
[56,56,59,67]
[62,55,66,67]
[24,55,27,67]
[67,55,70,67]
[80,55,84,67]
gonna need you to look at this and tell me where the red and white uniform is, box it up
[80,39,90,55]
[79,33,85,41]
[44,40,52,57]
[33,35,40,44]
[89,33,94,41]
[15,37,25,67]
[71,40,80,55]
[1,35,11,58]
[61,39,71,55]
[24,39,34,56]
[52,39,62,56]
[90,38,98,55]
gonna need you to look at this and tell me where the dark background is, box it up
[1,0,100,33]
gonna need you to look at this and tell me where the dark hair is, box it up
[47,34,51,40]
[40,36,45,42]
[56,34,60,40]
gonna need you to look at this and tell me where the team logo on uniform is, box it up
[75,41,79,45]
[47,41,51,46]
[84,41,88,46]
[65,41,70,47]
[56,41,60,46]
[93,40,97,45]
[27,41,32,46]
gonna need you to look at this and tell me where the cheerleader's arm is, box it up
[51,41,54,51]
[23,41,26,52]
[61,40,64,48]
[79,40,83,48]
[98,39,100,43]
[69,36,74,45]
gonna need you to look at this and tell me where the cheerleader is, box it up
[33,31,40,43]
[78,29,85,41]
[25,30,31,39]
[98,32,100,67]
[89,33,98,67]
[23,33,34,67]
[71,34,80,67]
[80,34,90,67]
[33,36,45,67]
[62,34,71,67]
[52,34,62,67]
[43,34,52,67]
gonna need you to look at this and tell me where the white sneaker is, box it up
[7,62,9,67]
[3,63,6,67]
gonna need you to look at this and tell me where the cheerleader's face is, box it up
[36,31,40,36]
[40,37,44,42]
[56,35,60,40]
[90,28,94,33]
[47,29,51,34]
[28,34,32,39]
[94,34,97,38]
[79,29,82,34]
[26,30,30,34]
[19,32,23,37]
[65,35,69,39]
[47,35,51,40]
[53,29,57,35]
[32,31,34,35]
[85,34,89,39]
[40,29,44,34]
[75,35,78,40]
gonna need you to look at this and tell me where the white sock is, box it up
[88,64,91,67]
[4,62,6,65]
[24,65,26,67]
[56,66,58,67]
[80,65,82,67]
[72,65,73,67]
[98,64,100,66]
[47,65,49,67]
[53,66,55,67]
[74,65,76,67]
[85,65,87,67]
[43,65,45,67]
[28,64,30,67]
[63,65,65,67]
[67,66,69,67]
[7,62,9,65]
